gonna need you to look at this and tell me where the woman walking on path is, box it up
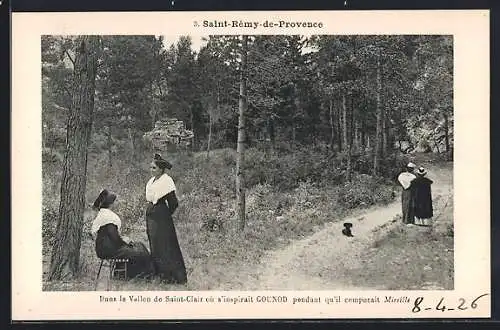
[145,153,187,284]
[413,166,434,226]
[397,162,417,225]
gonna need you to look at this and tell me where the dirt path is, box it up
[222,162,453,291]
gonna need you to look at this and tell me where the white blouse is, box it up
[91,208,122,237]
[145,173,176,205]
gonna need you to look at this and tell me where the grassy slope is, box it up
[43,148,448,291]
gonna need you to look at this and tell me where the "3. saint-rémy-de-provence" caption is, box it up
[194,20,325,29]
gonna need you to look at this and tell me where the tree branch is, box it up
[64,49,75,67]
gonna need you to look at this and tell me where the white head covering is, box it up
[407,162,417,169]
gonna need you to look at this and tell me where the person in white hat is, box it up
[397,162,417,225]
[413,166,434,226]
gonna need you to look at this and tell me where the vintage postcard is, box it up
[11,10,490,320]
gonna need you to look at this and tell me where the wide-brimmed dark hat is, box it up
[153,153,172,170]
[416,167,427,176]
[93,189,116,210]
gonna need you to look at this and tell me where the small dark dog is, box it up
[342,222,354,237]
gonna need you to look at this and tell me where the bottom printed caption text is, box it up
[98,293,489,315]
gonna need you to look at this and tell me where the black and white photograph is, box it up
[41,33,454,292]
[12,9,490,320]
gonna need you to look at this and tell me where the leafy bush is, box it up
[338,174,395,209]
[243,147,343,191]
[42,202,58,254]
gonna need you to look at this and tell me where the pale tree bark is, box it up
[382,108,387,157]
[236,36,248,231]
[337,100,342,152]
[342,94,352,182]
[107,125,113,169]
[49,36,100,281]
[206,105,213,159]
[127,127,135,154]
[373,52,383,176]
[206,87,217,159]
[329,98,335,150]
[444,111,450,153]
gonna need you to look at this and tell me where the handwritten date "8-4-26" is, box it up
[412,294,489,313]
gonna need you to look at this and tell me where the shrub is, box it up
[338,174,395,209]
[42,201,58,254]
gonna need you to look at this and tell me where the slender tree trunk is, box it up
[207,87,218,159]
[151,112,157,129]
[382,106,387,157]
[236,36,248,231]
[444,112,450,153]
[49,36,100,281]
[336,99,342,152]
[342,95,348,152]
[329,98,335,151]
[343,94,352,182]
[373,53,383,176]
[361,114,366,150]
[127,127,135,155]
[351,97,356,148]
[206,106,213,159]
[107,125,113,169]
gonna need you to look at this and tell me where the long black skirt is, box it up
[146,202,187,284]
[96,241,154,279]
[401,188,415,224]
[113,242,155,279]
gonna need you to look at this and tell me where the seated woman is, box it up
[91,189,154,279]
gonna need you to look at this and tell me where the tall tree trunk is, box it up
[207,87,218,159]
[351,97,356,148]
[342,95,348,152]
[444,111,450,153]
[49,36,100,281]
[343,94,352,182]
[329,98,335,151]
[382,107,387,157]
[336,99,342,152]
[107,125,113,169]
[236,36,248,231]
[361,113,366,150]
[206,106,213,159]
[127,126,135,155]
[354,121,360,152]
[373,52,383,176]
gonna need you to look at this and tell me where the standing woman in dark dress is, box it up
[145,153,187,284]
[413,167,434,226]
[91,189,154,279]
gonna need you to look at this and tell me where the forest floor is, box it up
[43,152,453,291]
[220,158,454,291]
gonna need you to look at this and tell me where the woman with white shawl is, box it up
[145,154,187,284]
[92,189,154,279]
[397,162,417,225]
